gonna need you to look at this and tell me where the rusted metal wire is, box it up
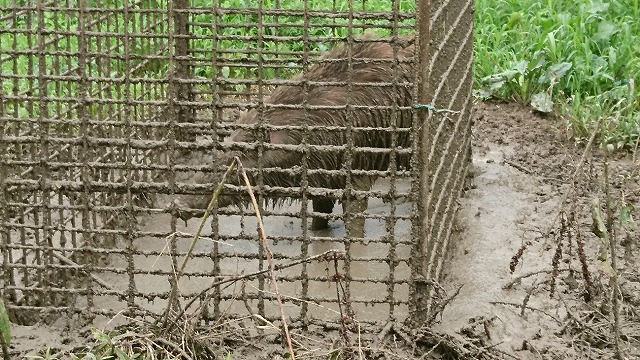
[0,0,473,330]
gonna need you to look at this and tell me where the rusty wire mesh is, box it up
[0,0,473,332]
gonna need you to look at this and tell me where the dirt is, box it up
[8,101,640,359]
[435,101,640,359]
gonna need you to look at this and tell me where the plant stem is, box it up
[602,130,623,360]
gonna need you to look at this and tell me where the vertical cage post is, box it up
[411,0,434,326]
[411,0,475,325]
[171,0,195,144]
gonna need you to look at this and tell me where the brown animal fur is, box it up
[174,36,416,234]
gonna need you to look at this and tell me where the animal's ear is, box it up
[236,109,256,124]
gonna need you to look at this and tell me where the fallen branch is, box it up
[489,301,561,324]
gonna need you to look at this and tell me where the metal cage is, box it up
[0,0,473,331]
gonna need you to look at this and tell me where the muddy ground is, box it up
[8,101,640,359]
[435,101,640,359]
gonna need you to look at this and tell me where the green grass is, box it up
[1,0,639,146]
[0,0,169,121]
[188,0,415,87]
[474,0,640,147]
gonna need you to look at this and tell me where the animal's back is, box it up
[232,37,416,180]
[174,36,417,226]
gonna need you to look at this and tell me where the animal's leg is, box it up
[342,197,368,239]
[311,198,335,230]
[341,176,374,238]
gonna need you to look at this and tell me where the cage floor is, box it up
[86,178,414,327]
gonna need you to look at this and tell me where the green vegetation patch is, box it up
[1,0,638,143]
[474,0,640,147]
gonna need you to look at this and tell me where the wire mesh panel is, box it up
[0,0,473,332]
[411,0,475,324]
[0,0,171,324]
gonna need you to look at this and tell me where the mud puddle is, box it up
[11,102,640,359]
[435,143,569,358]
[88,179,414,328]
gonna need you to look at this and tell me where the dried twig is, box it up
[489,301,561,324]
[161,160,238,328]
[413,326,516,360]
[332,254,355,354]
[503,269,569,289]
[602,144,623,360]
[544,114,605,238]
[428,285,463,324]
[236,157,296,360]
[557,296,587,334]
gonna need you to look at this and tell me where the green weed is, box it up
[0,298,9,359]
[474,0,640,146]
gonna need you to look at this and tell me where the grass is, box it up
[187,0,415,89]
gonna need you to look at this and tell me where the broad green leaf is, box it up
[473,86,495,100]
[480,74,502,84]
[594,21,618,42]
[548,62,573,80]
[531,51,546,71]
[538,72,550,84]
[586,1,609,14]
[592,54,608,69]
[531,91,553,113]
[480,73,508,88]
[488,78,507,91]
[512,59,528,75]
[473,88,495,100]
[620,203,637,229]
